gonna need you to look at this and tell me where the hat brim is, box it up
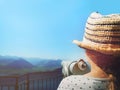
[73,40,120,56]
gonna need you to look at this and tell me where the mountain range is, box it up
[0,55,62,75]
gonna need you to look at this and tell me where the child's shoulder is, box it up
[58,75,111,90]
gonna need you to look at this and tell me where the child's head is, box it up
[73,12,120,90]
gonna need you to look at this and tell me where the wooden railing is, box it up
[0,68,63,90]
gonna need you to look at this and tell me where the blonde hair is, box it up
[109,74,115,90]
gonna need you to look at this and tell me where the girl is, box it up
[58,12,120,90]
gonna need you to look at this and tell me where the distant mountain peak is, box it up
[6,58,34,69]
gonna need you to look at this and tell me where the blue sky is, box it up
[0,0,120,60]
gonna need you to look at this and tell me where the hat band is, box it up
[85,31,120,38]
[86,27,120,32]
[87,22,120,25]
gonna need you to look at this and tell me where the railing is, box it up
[0,68,63,90]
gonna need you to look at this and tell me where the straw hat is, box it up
[73,12,120,56]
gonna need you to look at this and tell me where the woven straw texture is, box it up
[73,12,120,55]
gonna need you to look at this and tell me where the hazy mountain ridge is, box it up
[0,55,19,65]
[0,55,62,75]
[25,58,62,71]
[6,58,34,69]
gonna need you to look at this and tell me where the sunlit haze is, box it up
[0,0,120,60]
